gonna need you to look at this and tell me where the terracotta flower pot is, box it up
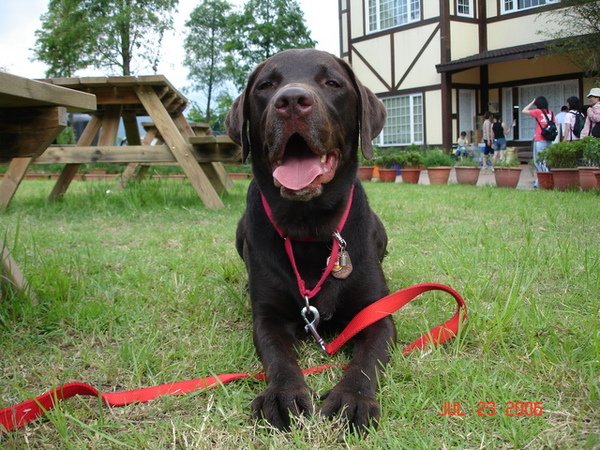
[427,166,451,185]
[494,167,521,188]
[357,166,374,181]
[401,168,421,184]
[454,166,480,185]
[378,168,397,182]
[536,171,554,190]
[578,167,599,191]
[551,168,580,191]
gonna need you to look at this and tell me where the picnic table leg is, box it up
[134,86,224,209]
[172,115,233,193]
[0,106,68,209]
[48,114,101,199]
[50,107,121,199]
[117,112,144,189]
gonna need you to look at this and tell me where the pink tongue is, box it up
[273,154,323,190]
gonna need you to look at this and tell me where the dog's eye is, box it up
[325,80,342,88]
[256,81,274,90]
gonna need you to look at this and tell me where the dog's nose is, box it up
[274,86,314,118]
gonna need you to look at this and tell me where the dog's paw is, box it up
[251,384,314,430]
[320,387,380,431]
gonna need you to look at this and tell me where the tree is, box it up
[224,0,316,90]
[541,0,600,76]
[184,0,232,122]
[33,0,96,77]
[34,0,179,77]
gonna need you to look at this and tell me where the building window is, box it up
[367,0,420,33]
[457,0,473,17]
[376,94,424,146]
[502,0,559,14]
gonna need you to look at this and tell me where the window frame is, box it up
[456,0,474,18]
[367,0,421,34]
[501,0,560,15]
[376,93,424,147]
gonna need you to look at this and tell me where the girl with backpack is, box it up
[581,88,600,138]
[522,96,555,172]
[563,96,584,141]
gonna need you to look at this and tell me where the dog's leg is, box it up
[320,316,396,431]
[251,314,313,430]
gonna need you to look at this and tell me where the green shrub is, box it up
[538,141,584,168]
[423,149,453,167]
[582,136,600,167]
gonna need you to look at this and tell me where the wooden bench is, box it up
[0,72,96,293]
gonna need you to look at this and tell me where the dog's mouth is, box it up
[272,133,339,196]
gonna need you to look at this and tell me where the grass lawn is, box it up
[0,179,598,449]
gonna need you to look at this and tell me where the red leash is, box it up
[0,282,466,433]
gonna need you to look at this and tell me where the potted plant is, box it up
[396,151,424,184]
[540,141,584,191]
[493,159,521,188]
[357,151,375,181]
[453,157,480,185]
[373,152,400,182]
[423,149,453,185]
[580,137,600,190]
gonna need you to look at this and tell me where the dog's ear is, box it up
[225,94,250,161]
[338,58,387,160]
[357,83,387,160]
[225,61,267,162]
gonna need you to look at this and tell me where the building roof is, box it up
[436,41,554,73]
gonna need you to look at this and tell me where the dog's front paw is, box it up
[251,384,313,430]
[320,387,380,431]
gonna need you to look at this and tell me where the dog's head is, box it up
[226,49,386,202]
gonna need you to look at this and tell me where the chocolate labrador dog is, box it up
[225,49,396,431]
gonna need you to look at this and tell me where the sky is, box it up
[0,0,340,103]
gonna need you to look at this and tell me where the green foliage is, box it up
[541,0,600,76]
[184,0,232,121]
[186,92,234,134]
[454,156,479,167]
[374,149,423,168]
[33,0,96,77]
[55,126,76,145]
[224,0,317,90]
[537,140,584,168]
[34,0,178,76]
[581,136,600,166]
[0,181,599,447]
[422,149,453,167]
[494,159,520,167]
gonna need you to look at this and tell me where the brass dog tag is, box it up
[331,250,353,279]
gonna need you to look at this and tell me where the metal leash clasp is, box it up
[301,297,327,353]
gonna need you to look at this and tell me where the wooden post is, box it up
[50,106,121,200]
[173,114,233,193]
[134,85,224,209]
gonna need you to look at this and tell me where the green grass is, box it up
[0,179,599,449]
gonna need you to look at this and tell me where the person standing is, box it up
[482,111,494,170]
[522,96,555,173]
[554,105,568,142]
[563,96,583,141]
[492,113,513,163]
[581,88,600,138]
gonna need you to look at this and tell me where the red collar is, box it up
[260,185,355,301]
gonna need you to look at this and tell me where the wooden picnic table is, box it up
[37,75,237,209]
[0,71,96,292]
